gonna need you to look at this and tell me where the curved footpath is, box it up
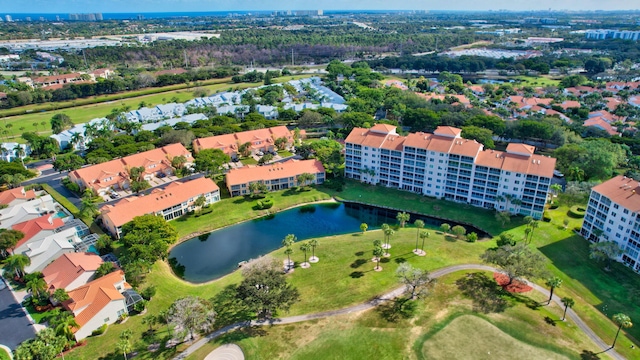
[174,264,624,360]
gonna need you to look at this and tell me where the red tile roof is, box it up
[12,214,64,249]
[226,159,325,188]
[592,176,640,212]
[63,270,129,328]
[584,117,619,136]
[43,253,103,292]
[193,126,293,154]
[0,187,36,205]
[100,177,219,227]
[155,68,188,76]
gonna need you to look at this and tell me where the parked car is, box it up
[157,173,166,178]
[257,151,264,156]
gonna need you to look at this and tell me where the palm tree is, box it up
[13,145,25,168]
[569,166,585,182]
[360,223,368,234]
[383,228,394,255]
[527,221,539,245]
[309,239,319,262]
[51,310,79,342]
[80,196,98,218]
[300,243,311,266]
[83,122,99,139]
[282,234,296,248]
[284,248,294,271]
[611,313,633,349]
[545,277,563,305]
[414,220,425,253]
[4,254,30,279]
[419,231,430,252]
[396,212,410,228]
[561,297,574,321]
[373,246,384,270]
[27,275,47,296]
[117,337,132,360]
[70,132,84,150]
[381,223,390,246]
[550,184,562,195]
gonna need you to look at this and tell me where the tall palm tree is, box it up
[414,219,425,252]
[550,184,562,195]
[545,277,563,305]
[527,221,539,245]
[561,297,574,321]
[381,223,390,246]
[80,196,98,218]
[300,243,311,265]
[117,337,132,360]
[611,313,633,349]
[13,145,25,168]
[4,254,30,279]
[419,231,430,253]
[383,228,394,255]
[309,239,319,261]
[373,246,384,270]
[70,132,84,150]
[284,248,293,271]
[282,234,296,248]
[396,212,410,228]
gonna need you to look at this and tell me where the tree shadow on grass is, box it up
[394,257,407,264]
[376,297,417,322]
[580,350,601,359]
[355,251,364,256]
[444,235,458,242]
[380,257,391,263]
[350,259,367,268]
[233,196,251,204]
[456,272,510,313]
[350,271,365,278]
[216,326,267,343]
[210,285,255,327]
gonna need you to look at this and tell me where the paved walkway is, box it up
[203,344,244,360]
[174,264,625,360]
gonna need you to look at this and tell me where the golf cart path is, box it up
[174,264,624,360]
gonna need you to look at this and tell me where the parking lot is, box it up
[101,175,179,201]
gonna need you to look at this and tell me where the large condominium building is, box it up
[345,125,556,219]
[581,176,640,272]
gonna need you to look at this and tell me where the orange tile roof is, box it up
[370,124,397,134]
[560,100,581,110]
[433,126,462,138]
[584,117,619,136]
[506,143,535,156]
[155,68,187,76]
[226,159,325,187]
[12,214,64,249]
[475,150,556,178]
[70,144,191,191]
[63,270,128,328]
[344,127,389,149]
[193,126,293,154]
[0,187,36,205]
[449,139,483,158]
[43,253,103,292]
[100,177,219,227]
[33,73,82,84]
[591,176,640,212]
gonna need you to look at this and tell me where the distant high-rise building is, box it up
[55,15,61,21]
[25,17,32,22]
[39,16,45,22]
[5,15,12,22]
[136,14,145,20]
[68,13,103,21]
[95,13,103,21]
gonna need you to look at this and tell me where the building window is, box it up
[104,317,110,323]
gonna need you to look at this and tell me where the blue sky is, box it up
[1,0,638,13]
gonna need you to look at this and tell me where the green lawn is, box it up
[239,157,258,166]
[23,302,55,324]
[324,180,519,235]
[513,75,561,87]
[171,188,332,240]
[185,271,604,360]
[277,150,294,157]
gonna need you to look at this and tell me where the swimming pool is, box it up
[87,245,100,255]
[53,210,68,219]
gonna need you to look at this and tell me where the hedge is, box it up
[568,205,586,218]
[41,183,104,235]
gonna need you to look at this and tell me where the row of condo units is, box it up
[344,124,556,220]
[0,186,139,341]
[63,127,324,238]
[16,68,114,90]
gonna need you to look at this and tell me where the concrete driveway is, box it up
[0,279,36,350]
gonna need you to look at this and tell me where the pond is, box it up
[168,202,489,283]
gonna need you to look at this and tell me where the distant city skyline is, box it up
[2,0,639,13]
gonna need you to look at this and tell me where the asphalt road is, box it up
[0,279,36,350]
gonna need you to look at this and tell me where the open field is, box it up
[0,74,312,143]
[514,75,561,87]
[185,271,604,360]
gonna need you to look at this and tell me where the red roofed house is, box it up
[193,126,295,157]
[581,176,640,272]
[11,214,65,253]
[100,177,220,238]
[33,73,84,89]
[43,252,103,294]
[560,100,581,110]
[0,187,37,207]
[345,124,556,219]
[68,144,192,196]
[226,159,325,196]
[583,117,619,136]
[63,270,130,340]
